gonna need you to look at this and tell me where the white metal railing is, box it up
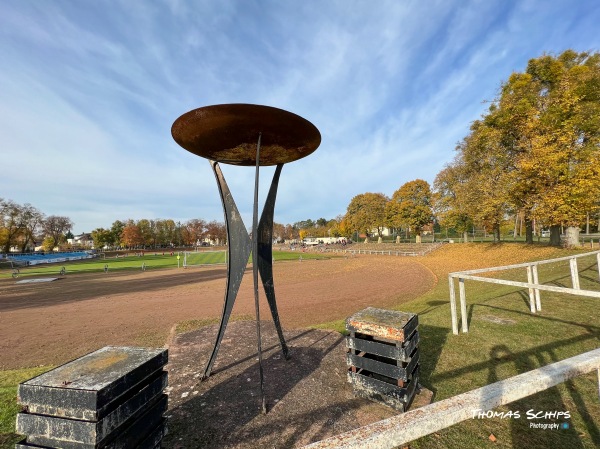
[328,243,443,257]
[449,250,600,334]
[302,348,600,449]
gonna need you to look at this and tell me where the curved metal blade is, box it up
[202,160,252,379]
[257,164,290,359]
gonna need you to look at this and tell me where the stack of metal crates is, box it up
[16,346,168,449]
[346,307,420,412]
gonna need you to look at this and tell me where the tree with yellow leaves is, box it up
[454,50,600,246]
[344,192,389,243]
[386,180,433,243]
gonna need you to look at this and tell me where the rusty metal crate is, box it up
[346,308,420,411]
[346,329,419,362]
[346,345,419,383]
[348,365,420,412]
[346,307,418,343]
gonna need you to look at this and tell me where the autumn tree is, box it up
[1,200,71,252]
[433,158,474,242]
[43,216,74,247]
[1,199,25,253]
[386,180,433,243]
[42,236,55,252]
[451,50,600,246]
[272,222,286,242]
[283,224,297,240]
[206,220,226,245]
[460,121,513,242]
[344,192,389,243]
[120,220,143,248]
[16,204,45,252]
[181,219,206,246]
[518,51,600,246]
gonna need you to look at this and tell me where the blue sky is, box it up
[2,1,599,234]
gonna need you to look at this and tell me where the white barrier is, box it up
[448,250,600,334]
[302,348,600,449]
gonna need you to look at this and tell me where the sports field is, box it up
[1,243,599,448]
[0,250,327,279]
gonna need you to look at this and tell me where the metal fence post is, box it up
[449,276,458,335]
[570,258,580,290]
[597,253,600,282]
[459,278,468,333]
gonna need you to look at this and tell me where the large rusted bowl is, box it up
[171,104,321,166]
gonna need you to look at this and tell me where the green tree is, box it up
[91,228,112,249]
[110,220,125,247]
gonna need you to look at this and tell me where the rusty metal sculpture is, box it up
[172,104,321,412]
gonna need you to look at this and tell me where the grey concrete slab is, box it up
[18,347,167,421]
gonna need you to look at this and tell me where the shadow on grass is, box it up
[415,300,447,316]
[487,345,599,448]
[471,303,600,333]
[416,322,450,398]
[434,330,600,385]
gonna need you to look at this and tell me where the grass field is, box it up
[0,250,331,279]
[310,244,600,448]
[1,243,599,448]
[0,368,50,447]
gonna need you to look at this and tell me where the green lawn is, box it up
[390,245,600,449]
[0,367,52,447]
[0,250,332,279]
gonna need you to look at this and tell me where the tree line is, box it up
[0,197,343,252]
[0,198,73,253]
[90,219,227,249]
[343,50,600,246]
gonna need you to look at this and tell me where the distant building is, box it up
[68,233,93,248]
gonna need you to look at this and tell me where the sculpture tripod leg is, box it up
[201,160,252,380]
[257,163,290,360]
[201,159,290,382]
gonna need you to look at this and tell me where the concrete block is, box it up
[19,394,167,449]
[18,347,167,421]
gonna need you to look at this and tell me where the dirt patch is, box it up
[0,256,435,370]
[163,321,401,448]
[478,315,517,325]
